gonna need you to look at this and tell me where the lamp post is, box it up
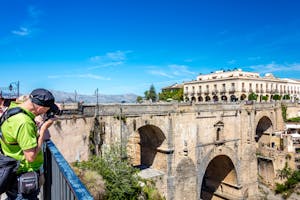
[8,81,19,98]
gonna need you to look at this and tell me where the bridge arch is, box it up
[198,146,242,200]
[255,116,273,144]
[127,124,166,170]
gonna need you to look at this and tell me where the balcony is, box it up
[249,88,253,93]
[197,91,202,95]
[229,87,235,94]
[42,140,93,200]
[212,89,218,95]
[241,88,246,92]
[220,88,226,94]
[204,89,209,95]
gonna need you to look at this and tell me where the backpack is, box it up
[0,107,26,194]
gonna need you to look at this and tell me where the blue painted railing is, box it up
[41,140,93,200]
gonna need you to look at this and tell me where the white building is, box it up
[184,69,300,102]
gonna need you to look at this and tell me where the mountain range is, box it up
[50,90,139,103]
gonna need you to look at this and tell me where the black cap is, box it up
[30,88,56,110]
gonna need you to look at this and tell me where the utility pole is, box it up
[95,88,99,116]
[74,90,77,102]
[120,105,123,158]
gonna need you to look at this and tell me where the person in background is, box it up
[0,88,57,199]
[0,95,7,117]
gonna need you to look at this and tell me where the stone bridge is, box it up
[49,102,288,200]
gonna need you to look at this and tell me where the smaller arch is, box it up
[240,94,247,100]
[191,96,196,102]
[255,116,273,143]
[221,95,227,101]
[230,95,237,102]
[127,124,166,170]
[198,96,203,102]
[213,95,219,102]
[205,96,211,102]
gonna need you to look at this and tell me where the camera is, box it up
[45,105,63,120]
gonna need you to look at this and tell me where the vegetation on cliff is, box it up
[72,144,164,200]
[275,163,300,199]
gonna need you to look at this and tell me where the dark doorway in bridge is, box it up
[128,125,166,170]
[255,116,273,143]
[201,155,238,200]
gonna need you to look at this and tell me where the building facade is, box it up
[184,69,300,102]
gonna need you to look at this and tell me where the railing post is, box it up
[43,140,52,200]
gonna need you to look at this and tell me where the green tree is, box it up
[159,88,183,102]
[144,84,157,102]
[248,93,258,101]
[273,94,281,101]
[283,94,291,100]
[262,95,269,101]
[136,96,143,103]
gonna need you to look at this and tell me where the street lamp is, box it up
[8,81,20,97]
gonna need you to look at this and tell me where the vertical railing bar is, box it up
[44,140,93,200]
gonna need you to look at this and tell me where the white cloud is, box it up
[88,50,131,69]
[88,61,123,70]
[247,62,300,74]
[11,5,41,37]
[169,64,195,76]
[147,64,195,78]
[48,73,111,80]
[11,27,30,36]
[90,50,131,63]
[148,70,174,78]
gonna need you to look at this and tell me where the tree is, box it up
[283,94,291,100]
[262,95,269,101]
[136,96,143,103]
[159,88,183,101]
[144,84,157,102]
[248,92,258,101]
[273,94,281,101]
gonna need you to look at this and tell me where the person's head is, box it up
[28,88,57,116]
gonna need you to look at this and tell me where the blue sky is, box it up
[1,0,300,96]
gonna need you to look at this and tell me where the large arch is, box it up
[198,146,243,200]
[127,124,166,170]
[201,155,239,200]
[255,116,273,144]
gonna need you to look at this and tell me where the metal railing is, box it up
[42,140,93,200]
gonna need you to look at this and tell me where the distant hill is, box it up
[50,90,138,103]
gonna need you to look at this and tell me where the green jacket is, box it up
[0,102,43,173]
